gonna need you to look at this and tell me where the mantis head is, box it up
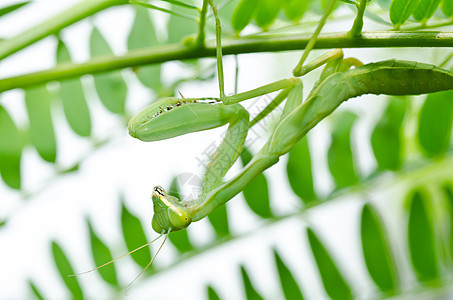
[151,186,192,233]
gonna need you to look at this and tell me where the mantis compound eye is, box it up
[151,186,192,233]
[168,206,192,229]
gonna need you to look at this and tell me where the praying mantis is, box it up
[129,0,453,234]
[132,56,453,235]
[72,0,453,289]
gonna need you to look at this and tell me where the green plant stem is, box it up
[1,31,453,93]
[349,0,367,37]
[0,0,128,61]
[195,0,209,47]
[160,0,200,11]
[129,0,198,21]
[208,0,225,101]
[234,55,239,94]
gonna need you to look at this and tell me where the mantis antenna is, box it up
[124,232,169,293]
[68,233,163,277]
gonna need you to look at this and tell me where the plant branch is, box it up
[0,0,128,61]
[349,0,367,37]
[208,0,225,101]
[160,0,200,11]
[1,31,453,93]
[195,0,209,47]
[129,0,198,21]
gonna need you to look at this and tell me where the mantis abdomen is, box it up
[270,60,453,157]
[347,60,453,96]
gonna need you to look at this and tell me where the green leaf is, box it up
[413,0,442,21]
[0,1,29,18]
[286,136,317,204]
[364,9,393,26]
[240,148,273,218]
[371,97,406,171]
[321,0,332,10]
[168,229,193,253]
[121,202,152,269]
[25,85,57,163]
[167,0,198,44]
[390,0,421,27]
[444,182,453,261]
[283,0,311,22]
[128,7,162,90]
[312,0,340,14]
[417,90,453,157]
[0,105,22,189]
[307,227,352,300]
[377,0,392,9]
[441,0,453,17]
[339,0,358,4]
[51,241,84,300]
[215,0,240,35]
[231,0,260,34]
[90,27,127,114]
[361,203,399,294]
[168,177,194,253]
[89,26,114,57]
[56,40,91,137]
[274,250,304,300]
[207,285,221,300]
[207,203,230,238]
[218,0,242,33]
[240,265,264,300]
[407,189,439,283]
[87,219,119,287]
[254,0,282,29]
[327,111,359,189]
[322,0,339,10]
[28,279,45,300]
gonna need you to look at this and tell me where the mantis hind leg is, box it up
[319,54,364,80]
[298,49,344,77]
[309,53,364,96]
[339,57,364,71]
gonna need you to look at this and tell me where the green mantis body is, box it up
[129,58,453,233]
